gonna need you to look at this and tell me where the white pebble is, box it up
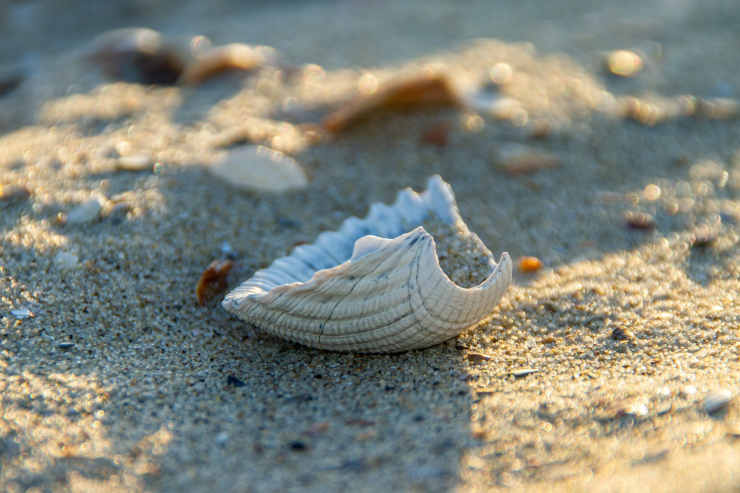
[704,390,733,415]
[54,251,79,270]
[209,145,308,193]
[116,154,152,171]
[67,198,103,224]
[10,307,33,319]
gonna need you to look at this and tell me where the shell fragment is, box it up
[223,176,511,352]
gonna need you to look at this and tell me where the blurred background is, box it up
[1,0,739,87]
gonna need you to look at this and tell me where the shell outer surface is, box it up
[223,175,512,353]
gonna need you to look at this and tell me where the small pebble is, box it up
[226,375,246,387]
[518,256,542,273]
[209,146,308,193]
[220,242,238,260]
[704,390,733,415]
[622,97,665,126]
[10,307,33,319]
[642,184,661,201]
[690,226,719,248]
[116,154,152,172]
[512,368,539,378]
[289,441,308,451]
[624,211,655,230]
[0,184,30,207]
[494,144,560,175]
[87,27,185,85]
[54,251,80,270]
[66,198,103,225]
[489,62,513,85]
[605,50,643,78]
[611,327,634,341]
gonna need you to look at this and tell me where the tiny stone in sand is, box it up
[209,145,308,193]
[605,50,643,78]
[66,198,103,224]
[704,390,733,415]
[54,251,80,270]
[116,154,152,171]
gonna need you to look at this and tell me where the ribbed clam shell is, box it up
[222,175,512,353]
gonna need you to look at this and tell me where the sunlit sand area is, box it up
[1,1,739,491]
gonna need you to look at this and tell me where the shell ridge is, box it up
[249,232,416,320]
[317,273,366,347]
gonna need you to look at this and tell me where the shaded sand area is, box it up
[2,1,740,491]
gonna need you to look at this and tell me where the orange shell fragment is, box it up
[180,44,275,85]
[196,259,234,305]
[322,73,461,134]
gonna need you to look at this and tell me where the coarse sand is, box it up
[1,1,740,492]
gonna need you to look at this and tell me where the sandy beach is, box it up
[1,1,740,491]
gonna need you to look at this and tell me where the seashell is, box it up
[222,176,511,353]
[86,27,187,85]
[322,72,461,134]
[196,259,234,305]
[208,145,308,192]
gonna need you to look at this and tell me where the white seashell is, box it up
[209,145,308,193]
[223,176,511,353]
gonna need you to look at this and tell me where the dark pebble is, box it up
[57,342,75,351]
[289,440,308,451]
[611,327,634,341]
[284,393,313,403]
[277,217,301,229]
[88,28,185,85]
[625,211,655,230]
[691,228,718,248]
[0,66,24,97]
[220,242,238,260]
[226,375,246,387]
